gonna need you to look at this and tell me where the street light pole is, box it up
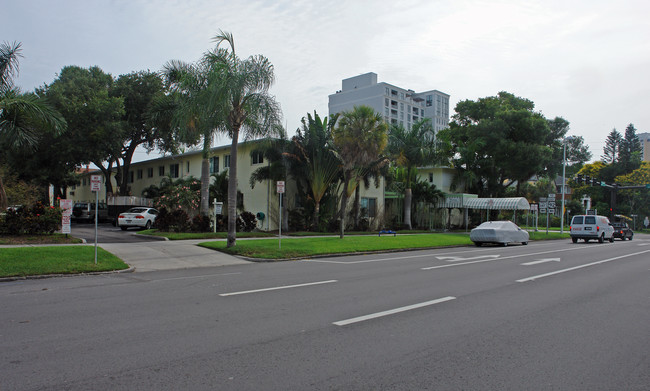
[560,139,567,234]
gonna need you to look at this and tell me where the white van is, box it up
[570,215,615,243]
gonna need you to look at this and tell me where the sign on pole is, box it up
[277,181,285,249]
[60,199,73,234]
[90,175,101,192]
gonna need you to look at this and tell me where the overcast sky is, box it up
[4,0,649,163]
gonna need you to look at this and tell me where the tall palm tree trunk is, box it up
[227,130,239,247]
[339,174,350,239]
[200,136,211,216]
[313,201,320,231]
[404,187,413,230]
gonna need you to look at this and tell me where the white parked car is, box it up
[117,207,158,231]
[470,221,529,247]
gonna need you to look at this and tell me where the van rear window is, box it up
[585,216,596,224]
[572,216,583,224]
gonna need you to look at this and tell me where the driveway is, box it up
[70,222,163,243]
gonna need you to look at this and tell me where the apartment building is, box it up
[68,140,386,231]
[328,72,450,134]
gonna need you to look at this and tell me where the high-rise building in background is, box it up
[328,72,450,134]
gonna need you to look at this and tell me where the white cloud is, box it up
[3,0,649,161]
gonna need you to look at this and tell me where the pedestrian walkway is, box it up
[99,240,249,272]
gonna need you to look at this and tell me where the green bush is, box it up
[0,202,62,235]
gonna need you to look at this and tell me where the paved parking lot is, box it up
[70,222,164,243]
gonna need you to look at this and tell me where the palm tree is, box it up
[333,105,388,238]
[162,58,224,218]
[285,112,341,230]
[163,31,281,248]
[387,119,441,229]
[0,41,65,209]
[209,31,282,247]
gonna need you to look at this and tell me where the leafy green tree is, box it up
[601,128,622,164]
[110,70,170,195]
[43,66,124,195]
[333,105,388,238]
[0,41,65,209]
[619,123,642,172]
[387,119,441,229]
[438,91,553,197]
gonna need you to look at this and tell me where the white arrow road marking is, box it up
[521,258,561,266]
[436,254,501,262]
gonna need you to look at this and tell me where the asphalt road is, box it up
[69,222,163,243]
[2,235,649,390]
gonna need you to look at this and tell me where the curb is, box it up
[0,265,136,283]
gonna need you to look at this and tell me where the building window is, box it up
[159,166,165,176]
[251,151,264,165]
[426,95,433,107]
[186,161,190,173]
[361,197,377,218]
[224,155,230,168]
[391,89,397,96]
[385,98,389,106]
[385,87,390,95]
[413,107,419,115]
[209,156,219,174]
[147,167,154,178]
[429,173,434,183]
[128,171,134,183]
[137,169,143,180]
[170,163,179,178]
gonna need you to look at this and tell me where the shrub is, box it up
[237,211,257,232]
[191,214,211,233]
[153,207,190,232]
[0,202,62,235]
[288,209,307,232]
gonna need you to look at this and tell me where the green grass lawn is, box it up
[200,230,571,260]
[199,233,474,259]
[0,246,129,278]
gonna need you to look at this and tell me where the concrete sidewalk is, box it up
[99,240,250,272]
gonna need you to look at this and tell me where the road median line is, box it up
[219,280,337,296]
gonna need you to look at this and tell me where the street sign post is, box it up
[277,181,285,249]
[90,175,101,265]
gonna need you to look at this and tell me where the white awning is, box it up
[438,196,530,210]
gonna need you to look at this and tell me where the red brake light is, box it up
[118,215,124,219]
[596,226,600,231]
[135,216,144,219]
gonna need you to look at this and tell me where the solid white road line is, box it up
[219,280,338,296]
[516,250,650,282]
[333,296,456,326]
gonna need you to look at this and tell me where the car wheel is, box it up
[571,237,578,243]
[120,226,127,231]
[629,235,633,241]
[501,242,508,247]
[522,241,528,245]
[609,236,614,243]
[474,242,482,247]
[598,234,604,243]
[145,221,152,230]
